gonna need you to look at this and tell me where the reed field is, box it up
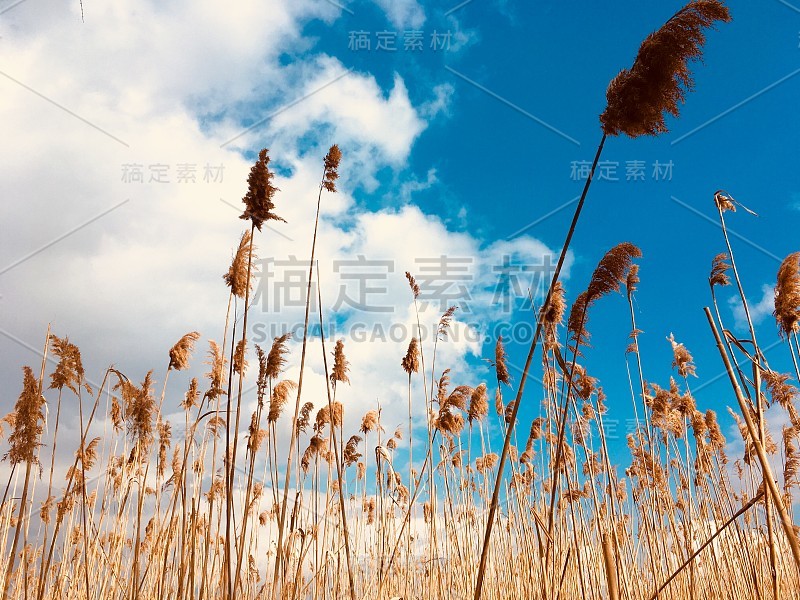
[3,1,800,599]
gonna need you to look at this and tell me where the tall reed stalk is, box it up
[474,3,731,596]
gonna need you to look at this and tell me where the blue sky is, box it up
[301,0,800,458]
[1,0,799,474]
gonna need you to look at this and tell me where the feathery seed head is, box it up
[240,148,284,231]
[774,252,800,338]
[600,1,731,137]
[709,253,732,288]
[4,367,45,467]
[168,331,200,371]
[401,337,420,375]
[494,336,511,386]
[331,339,350,385]
[322,144,342,193]
[224,231,256,299]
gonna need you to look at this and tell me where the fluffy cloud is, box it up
[729,283,775,331]
[0,0,563,485]
[372,0,426,29]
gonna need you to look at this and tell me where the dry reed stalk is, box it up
[705,307,800,571]
[649,488,765,599]
[273,145,339,598]
[601,532,619,600]
[474,5,731,597]
[315,269,357,600]
[714,190,784,599]
[231,148,282,598]
[3,356,47,600]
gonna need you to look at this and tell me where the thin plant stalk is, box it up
[475,133,606,600]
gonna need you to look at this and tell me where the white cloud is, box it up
[372,0,426,29]
[392,168,438,203]
[729,283,774,331]
[261,63,428,183]
[0,0,564,491]
[419,83,455,119]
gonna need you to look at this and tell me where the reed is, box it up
[8,4,800,599]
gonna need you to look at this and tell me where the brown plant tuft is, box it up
[361,410,381,434]
[437,306,458,339]
[600,0,731,137]
[233,339,248,375]
[322,144,342,193]
[266,333,291,380]
[468,383,489,424]
[784,427,800,493]
[296,401,315,434]
[182,378,199,411]
[541,282,567,351]
[121,371,156,456]
[4,367,45,468]
[344,435,363,467]
[204,341,228,401]
[714,190,736,213]
[401,337,420,375]
[168,331,201,371]
[405,271,420,299]
[268,380,297,423]
[49,335,91,395]
[774,251,800,339]
[331,339,350,385]
[494,336,511,386]
[224,231,256,299]
[494,388,504,417]
[762,370,798,412]
[240,148,284,231]
[568,243,642,350]
[668,333,696,378]
[709,252,732,288]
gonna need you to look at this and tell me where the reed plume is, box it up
[568,243,643,351]
[49,336,91,395]
[494,336,510,386]
[437,306,457,339]
[296,401,314,433]
[266,333,291,380]
[119,371,156,457]
[709,253,732,288]
[468,384,488,424]
[405,271,421,298]
[401,337,420,375]
[3,367,46,600]
[322,144,342,193]
[168,331,201,371]
[601,0,731,137]
[233,339,248,375]
[4,367,44,469]
[182,378,199,410]
[239,149,283,230]
[774,251,800,339]
[224,231,256,299]
[331,339,350,385]
[668,333,697,378]
[541,282,566,350]
[273,144,342,596]
[204,340,227,401]
[268,381,297,423]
